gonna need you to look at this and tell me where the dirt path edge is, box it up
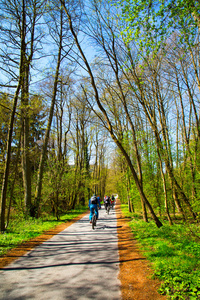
[115,200,167,300]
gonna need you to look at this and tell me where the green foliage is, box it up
[113,0,200,55]
[115,172,129,203]
[120,204,200,299]
[29,94,46,169]
[0,206,87,256]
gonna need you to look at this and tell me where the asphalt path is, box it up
[0,206,121,300]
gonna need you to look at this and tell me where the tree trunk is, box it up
[6,126,22,228]
[34,9,63,216]
[20,0,38,215]
[158,153,173,225]
[0,83,21,231]
[21,67,32,215]
[102,30,147,222]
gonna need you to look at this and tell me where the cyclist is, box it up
[104,195,111,212]
[88,194,101,223]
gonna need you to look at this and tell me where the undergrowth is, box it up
[120,204,200,300]
[0,206,87,256]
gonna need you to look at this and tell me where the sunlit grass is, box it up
[120,204,200,300]
[0,206,87,256]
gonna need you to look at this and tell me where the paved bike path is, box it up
[0,207,121,300]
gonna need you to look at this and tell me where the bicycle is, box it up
[110,202,114,209]
[105,203,110,214]
[92,208,97,229]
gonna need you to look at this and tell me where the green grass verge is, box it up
[120,204,200,300]
[0,206,88,256]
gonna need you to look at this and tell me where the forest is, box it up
[1,1,200,298]
[0,0,200,232]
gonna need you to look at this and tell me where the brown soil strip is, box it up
[116,200,167,300]
[0,211,89,269]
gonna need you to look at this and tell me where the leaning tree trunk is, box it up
[103,35,148,222]
[62,2,163,228]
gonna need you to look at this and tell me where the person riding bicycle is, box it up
[88,194,101,223]
[104,195,111,212]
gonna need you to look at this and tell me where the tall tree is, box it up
[34,3,73,215]
[61,0,163,227]
[0,0,47,221]
[84,0,148,221]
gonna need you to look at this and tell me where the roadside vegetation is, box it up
[0,205,87,257]
[120,204,200,300]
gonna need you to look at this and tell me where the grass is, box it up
[0,206,88,256]
[120,204,200,300]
